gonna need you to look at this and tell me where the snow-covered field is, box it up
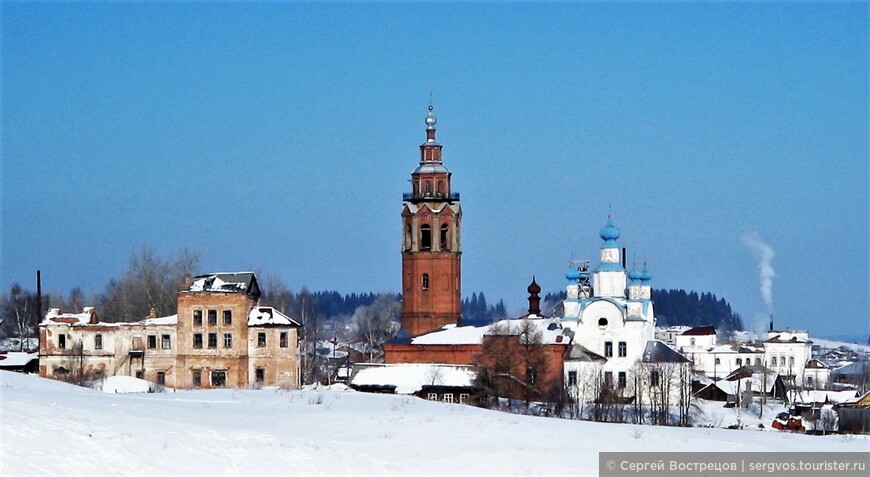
[1,372,867,476]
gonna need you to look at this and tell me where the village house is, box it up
[38,272,302,389]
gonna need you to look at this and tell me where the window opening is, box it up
[193,310,202,326]
[208,309,217,326]
[193,333,203,349]
[422,274,430,291]
[440,224,449,251]
[421,225,431,250]
[162,334,171,349]
[211,370,227,387]
[280,332,288,348]
[223,333,232,348]
[618,341,626,358]
[258,332,266,347]
[208,333,217,349]
[95,334,102,350]
[604,341,613,358]
[223,310,232,326]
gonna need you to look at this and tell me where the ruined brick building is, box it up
[39,272,301,389]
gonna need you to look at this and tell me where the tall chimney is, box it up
[36,270,42,352]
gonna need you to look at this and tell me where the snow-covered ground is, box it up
[1,371,867,476]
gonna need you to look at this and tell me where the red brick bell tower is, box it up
[400,105,462,337]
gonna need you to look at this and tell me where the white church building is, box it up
[561,217,690,404]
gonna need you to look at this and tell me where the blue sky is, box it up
[2,2,867,341]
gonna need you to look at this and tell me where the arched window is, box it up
[425,181,432,196]
[405,224,412,249]
[690,338,696,346]
[440,224,449,251]
[413,181,419,196]
[736,358,742,366]
[422,274,429,290]
[771,357,777,366]
[421,225,431,250]
[437,181,445,196]
[755,358,761,366]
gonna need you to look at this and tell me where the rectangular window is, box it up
[789,356,794,367]
[135,370,144,379]
[443,394,454,403]
[208,309,217,326]
[604,371,613,387]
[193,333,203,349]
[255,368,264,383]
[459,393,469,404]
[156,372,165,385]
[650,369,660,387]
[526,366,537,384]
[211,371,227,387]
[427,392,438,401]
[58,334,66,349]
[618,371,627,389]
[280,332,288,348]
[618,341,627,358]
[736,358,742,366]
[208,333,217,349]
[258,332,266,348]
[604,341,613,358]
[161,334,171,349]
[568,371,578,386]
[223,333,232,348]
[192,370,202,387]
[223,310,232,326]
[193,310,202,326]
[95,334,102,350]
[147,335,157,349]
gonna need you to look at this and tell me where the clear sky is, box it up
[2,2,867,341]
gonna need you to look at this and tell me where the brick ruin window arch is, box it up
[421,224,431,250]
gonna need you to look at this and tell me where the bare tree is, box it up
[352,293,400,362]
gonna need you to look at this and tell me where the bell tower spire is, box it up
[400,104,462,337]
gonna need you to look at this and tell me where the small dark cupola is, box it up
[527,277,542,316]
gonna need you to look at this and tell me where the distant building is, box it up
[38,272,302,389]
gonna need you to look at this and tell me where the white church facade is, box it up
[560,217,690,406]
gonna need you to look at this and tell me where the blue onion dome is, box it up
[640,263,652,283]
[599,218,620,242]
[627,266,642,285]
[565,266,580,283]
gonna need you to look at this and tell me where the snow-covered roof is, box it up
[41,307,97,325]
[188,272,259,295]
[0,351,38,367]
[248,307,301,327]
[42,308,177,327]
[140,314,178,326]
[350,363,478,394]
[794,389,859,405]
[410,317,570,346]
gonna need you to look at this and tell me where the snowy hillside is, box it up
[1,372,866,476]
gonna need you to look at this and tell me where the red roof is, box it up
[682,326,716,336]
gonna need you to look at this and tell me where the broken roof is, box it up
[408,317,571,346]
[188,272,260,296]
[248,307,301,327]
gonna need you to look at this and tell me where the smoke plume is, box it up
[741,232,775,313]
